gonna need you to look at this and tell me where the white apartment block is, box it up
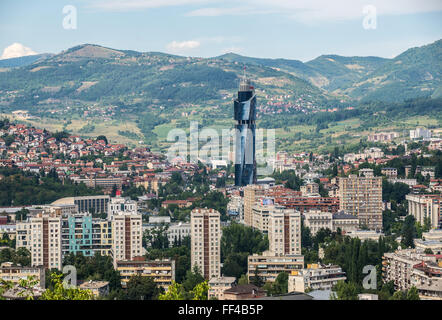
[268,207,301,256]
[383,249,442,299]
[191,208,221,280]
[300,183,319,196]
[288,263,346,292]
[410,127,432,140]
[302,210,360,235]
[388,178,417,187]
[112,213,143,267]
[16,212,62,270]
[302,210,332,235]
[406,194,441,229]
[167,222,191,246]
[108,196,137,220]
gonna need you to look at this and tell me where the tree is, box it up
[15,208,29,221]
[125,274,162,300]
[41,273,93,300]
[222,252,248,280]
[182,266,205,293]
[331,281,359,300]
[96,135,108,145]
[238,274,248,285]
[0,279,13,300]
[391,290,406,300]
[401,215,417,248]
[191,281,209,300]
[264,272,289,296]
[406,286,420,300]
[158,281,186,300]
[250,266,264,288]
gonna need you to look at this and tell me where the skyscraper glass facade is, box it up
[234,78,257,186]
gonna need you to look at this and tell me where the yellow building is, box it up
[116,258,175,289]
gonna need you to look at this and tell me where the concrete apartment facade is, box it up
[248,251,304,283]
[339,169,383,231]
[243,185,264,227]
[383,249,442,300]
[208,276,236,300]
[268,207,301,256]
[112,213,143,266]
[288,263,346,292]
[406,194,441,229]
[16,212,63,270]
[190,208,221,280]
[0,262,45,288]
[116,258,175,289]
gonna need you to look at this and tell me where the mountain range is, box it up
[0,39,440,108]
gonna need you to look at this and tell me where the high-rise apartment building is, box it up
[61,214,113,258]
[243,184,264,227]
[16,197,141,270]
[234,76,256,186]
[339,169,383,231]
[16,212,62,270]
[108,195,137,220]
[268,207,301,256]
[111,212,143,266]
[190,208,221,280]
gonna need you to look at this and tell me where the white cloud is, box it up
[166,40,201,52]
[1,43,37,60]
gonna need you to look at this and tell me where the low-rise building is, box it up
[78,280,109,297]
[332,212,359,234]
[381,168,398,178]
[406,194,441,229]
[411,260,442,300]
[116,258,175,289]
[167,222,190,246]
[0,262,45,288]
[248,251,304,283]
[382,248,442,297]
[208,276,236,300]
[347,230,384,241]
[358,293,379,300]
[302,210,332,236]
[223,284,266,300]
[288,263,346,293]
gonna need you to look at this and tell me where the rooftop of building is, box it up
[224,284,265,295]
[253,291,313,300]
[78,280,109,289]
[332,211,359,220]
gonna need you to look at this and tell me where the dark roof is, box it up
[254,291,313,300]
[224,284,265,295]
[332,211,358,220]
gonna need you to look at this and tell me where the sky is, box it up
[0,0,441,61]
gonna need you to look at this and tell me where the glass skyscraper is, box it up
[234,77,257,186]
